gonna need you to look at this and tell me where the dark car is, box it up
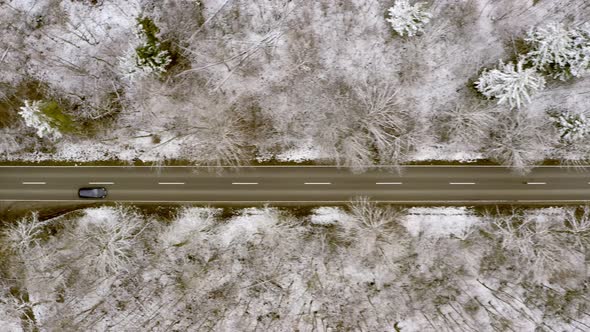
[78,187,108,199]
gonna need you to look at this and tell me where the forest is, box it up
[1,0,589,330]
[1,203,589,331]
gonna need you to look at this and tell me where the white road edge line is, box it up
[449,182,476,185]
[158,182,185,185]
[526,182,546,185]
[89,182,114,185]
[304,182,332,185]
[232,182,259,185]
[22,182,46,185]
[376,182,403,185]
[0,165,588,168]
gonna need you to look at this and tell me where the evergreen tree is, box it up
[386,0,432,37]
[475,60,546,109]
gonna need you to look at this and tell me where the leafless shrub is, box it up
[349,197,402,230]
[121,76,252,169]
[357,81,404,152]
[348,196,407,255]
[435,102,498,145]
[486,112,552,174]
[255,206,302,246]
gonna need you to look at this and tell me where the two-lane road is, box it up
[1,165,590,204]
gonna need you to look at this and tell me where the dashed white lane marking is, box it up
[89,182,114,185]
[158,182,185,185]
[22,182,46,185]
[449,182,476,185]
[304,182,332,185]
[232,182,259,185]
[376,182,403,185]
[526,182,546,185]
[0,165,584,168]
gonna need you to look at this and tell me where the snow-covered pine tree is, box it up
[121,16,172,78]
[135,17,171,73]
[553,112,590,143]
[386,0,432,37]
[475,60,546,109]
[18,100,62,139]
[525,23,590,80]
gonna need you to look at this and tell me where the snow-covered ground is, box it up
[403,206,480,238]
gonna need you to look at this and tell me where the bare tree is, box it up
[356,79,415,165]
[178,0,294,91]
[348,196,407,255]
[1,0,128,121]
[3,212,45,255]
[182,108,251,168]
[313,77,415,173]
[121,76,252,169]
[0,288,39,332]
[435,102,498,145]
[0,127,22,156]
[486,112,552,174]
[336,132,373,171]
[348,197,403,230]
[482,208,573,283]
[562,205,590,251]
[74,206,145,277]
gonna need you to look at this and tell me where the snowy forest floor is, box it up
[1,203,589,331]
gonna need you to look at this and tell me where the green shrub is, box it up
[38,100,75,134]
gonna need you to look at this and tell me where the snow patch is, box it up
[411,143,484,162]
[403,207,480,238]
[275,139,327,162]
[310,207,353,226]
[161,207,220,246]
[219,207,278,246]
[79,206,120,226]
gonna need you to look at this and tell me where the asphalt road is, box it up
[0,166,590,203]
[1,165,590,204]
